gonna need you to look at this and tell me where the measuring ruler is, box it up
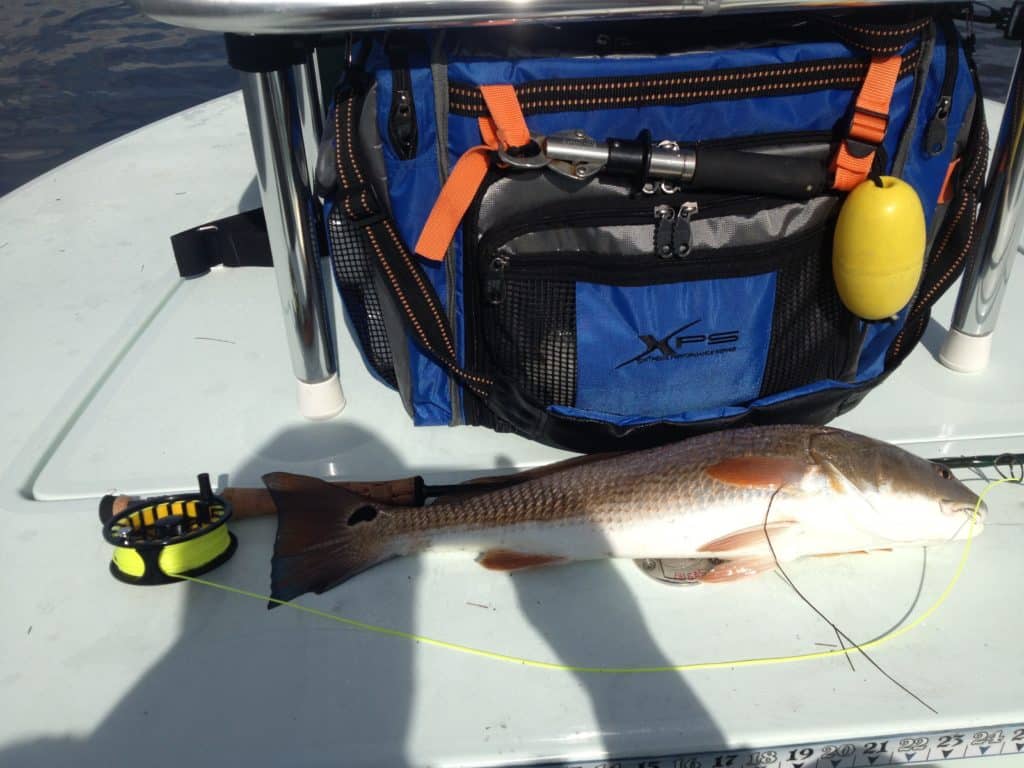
[535,723,1024,768]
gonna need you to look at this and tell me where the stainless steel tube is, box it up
[130,0,967,36]
[940,41,1024,372]
[240,67,345,418]
[292,51,325,189]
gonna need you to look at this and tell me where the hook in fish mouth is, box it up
[941,499,987,521]
[942,499,983,518]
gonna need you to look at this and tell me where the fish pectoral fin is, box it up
[811,550,868,558]
[699,556,777,583]
[697,521,797,554]
[811,546,892,558]
[704,456,809,489]
[477,550,570,572]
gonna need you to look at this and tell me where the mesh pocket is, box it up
[469,190,847,417]
[326,206,398,388]
[480,278,577,407]
[761,232,854,394]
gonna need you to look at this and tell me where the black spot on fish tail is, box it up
[347,505,378,526]
[264,473,396,607]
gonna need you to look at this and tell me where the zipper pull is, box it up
[485,254,509,305]
[387,42,418,160]
[924,20,959,159]
[654,204,676,259]
[924,96,952,158]
[673,202,698,258]
[391,90,417,159]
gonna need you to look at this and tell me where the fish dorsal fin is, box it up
[477,550,569,571]
[704,456,809,489]
[697,521,796,554]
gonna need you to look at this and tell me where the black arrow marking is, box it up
[867,758,880,765]
[904,753,915,761]
[979,746,990,755]
[792,763,803,768]
[1016,744,1024,752]
[831,760,842,767]
[942,751,953,759]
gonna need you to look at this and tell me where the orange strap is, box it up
[832,55,902,192]
[938,157,961,205]
[415,85,530,262]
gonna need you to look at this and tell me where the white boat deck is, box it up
[1,93,1022,767]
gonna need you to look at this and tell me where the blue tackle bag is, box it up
[319,8,987,452]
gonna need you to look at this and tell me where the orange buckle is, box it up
[846,105,890,157]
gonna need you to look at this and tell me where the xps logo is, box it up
[615,319,740,369]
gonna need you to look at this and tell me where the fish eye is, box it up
[935,465,953,481]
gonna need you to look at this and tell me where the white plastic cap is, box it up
[938,328,993,373]
[296,373,346,420]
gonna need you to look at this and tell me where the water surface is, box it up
[0,1,1017,197]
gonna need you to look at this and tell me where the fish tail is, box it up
[264,472,398,606]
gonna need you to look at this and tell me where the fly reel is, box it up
[102,474,237,585]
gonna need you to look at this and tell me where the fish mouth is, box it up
[941,498,987,522]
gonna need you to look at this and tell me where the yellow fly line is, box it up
[113,524,233,579]
[173,477,1012,674]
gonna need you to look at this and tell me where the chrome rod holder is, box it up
[239,48,345,419]
[292,49,326,191]
[940,38,1024,373]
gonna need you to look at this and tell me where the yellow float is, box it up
[833,176,926,321]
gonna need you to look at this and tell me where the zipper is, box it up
[484,254,509,305]
[483,239,797,290]
[674,201,698,257]
[654,205,676,258]
[449,47,921,117]
[477,194,755,258]
[923,18,958,158]
[654,202,698,259]
[481,198,823,299]
[388,47,418,160]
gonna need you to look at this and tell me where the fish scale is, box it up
[388,424,817,537]
[265,424,985,602]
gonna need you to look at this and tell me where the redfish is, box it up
[266,425,984,602]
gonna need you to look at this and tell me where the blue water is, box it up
[0,1,1017,197]
[0,1,237,196]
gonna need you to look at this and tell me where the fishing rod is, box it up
[97,450,615,526]
[98,450,1019,585]
[930,452,1024,479]
[97,452,619,582]
[101,450,1023,526]
[497,128,827,198]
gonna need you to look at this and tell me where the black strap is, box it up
[888,97,990,368]
[825,13,931,56]
[333,73,499,407]
[170,208,273,278]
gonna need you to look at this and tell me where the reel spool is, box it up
[102,474,237,585]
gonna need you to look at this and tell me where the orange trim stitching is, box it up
[334,94,349,189]
[448,50,919,112]
[449,57,918,114]
[832,19,929,37]
[891,192,976,359]
[346,99,366,187]
[368,228,490,394]
[384,219,458,359]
